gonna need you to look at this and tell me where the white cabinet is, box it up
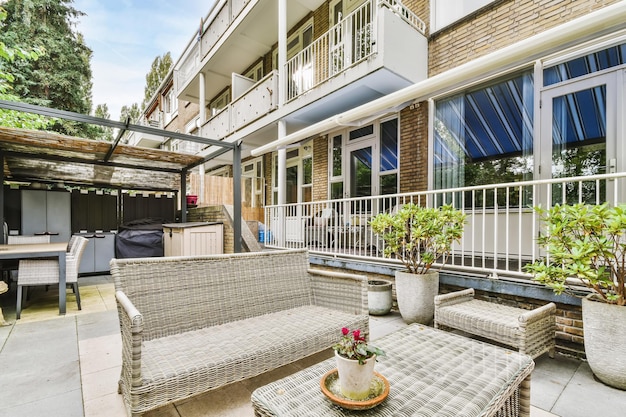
[21,190,71,243]
[163,222,223,256]
[76,232,116,274]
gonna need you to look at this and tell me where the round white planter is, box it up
[368,280,393,316]
[395,270,439,325]
[582,295,626,390]
[334,351,376,400]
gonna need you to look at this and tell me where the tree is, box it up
[142,52,172,110]
[87,103,113,141]
[0,0,94,137]
[119,103,141,143]
[0,6,51,129]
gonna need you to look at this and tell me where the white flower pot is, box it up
[334,351,376,400]
[582,295,626,390]
[368,280,393,316]
[395,270,439,325]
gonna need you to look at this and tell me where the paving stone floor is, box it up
[1,275,626,417]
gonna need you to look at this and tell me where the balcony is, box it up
[124,119,164,149]
[201,70,279,139]
[285,0,426,103]
[178,0,427,143]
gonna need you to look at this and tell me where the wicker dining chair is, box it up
[1,235,52,286]
[15,236,88,319]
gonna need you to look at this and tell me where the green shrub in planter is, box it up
[526,203,625,306]
[370,203,466,274]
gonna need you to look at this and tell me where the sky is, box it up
[73,0,215,120]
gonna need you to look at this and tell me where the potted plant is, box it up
[526,203,626,390]
[370,203,466,324]
[367,279,393,316]
[332,327,385,401]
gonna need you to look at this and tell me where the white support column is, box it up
[277,120,287,247]
[278,0,287,107]
[198,72,206,204]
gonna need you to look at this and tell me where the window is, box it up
[273,19,314,69]
[244,61,264,81]
[544,42,626,86]
[210,89,230,116]
[242,158,264,208]
[379,119,398,195]
[433,71,534,207]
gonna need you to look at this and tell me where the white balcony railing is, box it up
[201,71,278,138]
[263,172,626,280]
[285,0,426,101]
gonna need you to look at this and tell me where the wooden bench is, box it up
[111,249,369,417]
[434,288,556,359]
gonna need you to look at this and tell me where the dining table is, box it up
[0,242,68,315]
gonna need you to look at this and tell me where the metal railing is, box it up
[285,0,426,101]
[263,172,626,279]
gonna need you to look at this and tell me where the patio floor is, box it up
[1,274,625,417]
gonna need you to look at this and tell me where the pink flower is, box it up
[341,327,350,336]
[352,329,361,340]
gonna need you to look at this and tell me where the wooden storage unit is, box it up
[163,222,223,256]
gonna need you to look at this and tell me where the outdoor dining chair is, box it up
[15,236,88,319]
[1,235,52,286]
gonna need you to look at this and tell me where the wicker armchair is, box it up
[16,236,88,319]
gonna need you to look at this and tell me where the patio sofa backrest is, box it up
[110,249,314,340]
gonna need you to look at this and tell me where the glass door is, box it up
[540,72,617,205]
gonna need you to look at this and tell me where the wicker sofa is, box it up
[434,288,556,359]
[110,249,369,417]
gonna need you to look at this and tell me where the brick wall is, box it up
[399,103,429,193]
[313,135,329,201]
[429,0,621,76]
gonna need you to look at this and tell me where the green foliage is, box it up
[142,52,172,110]
[370,203,466,275]
[0,5,51,129]
[526,203,626,306]
[0,0,93,136]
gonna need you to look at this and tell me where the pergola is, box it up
[0,99,243,251]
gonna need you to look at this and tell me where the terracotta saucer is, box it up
[320,369,390,410]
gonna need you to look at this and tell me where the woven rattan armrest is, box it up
[308,268,368,316]
[434,287,475,307]
[518,302,556,325]
[115,291,144,389]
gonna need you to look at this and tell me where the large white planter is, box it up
[395,270,439,324]
[582,295,626,390]
[335,351,376,400]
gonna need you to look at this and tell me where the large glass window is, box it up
[434,71,534,206]
[544,42,626,86]
[380,119,398,195]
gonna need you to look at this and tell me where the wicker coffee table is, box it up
[251,324,534,417]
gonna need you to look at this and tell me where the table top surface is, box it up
[0,242,67,256]
[251,324,534,417]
